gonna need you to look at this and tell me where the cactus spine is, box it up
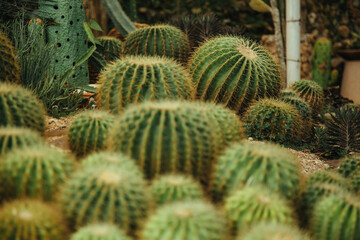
[291,79,325,114]
[70,223,131,240]
[97,36,123,61]
[0,30,20,83]
[312,37,332,88]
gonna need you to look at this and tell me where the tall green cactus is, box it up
[312,37,332,88]
[189,36,281,113]
[70,223,130,240]
[0,30,20,83]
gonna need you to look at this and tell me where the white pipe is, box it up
[286,0,301,87]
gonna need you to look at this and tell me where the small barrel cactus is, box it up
[96,56,193,113]
[212,141,300,201]
[150,174,204,206]
[0,199,68,240]
[291,79,325,114]
[338,156,360,178]
[0,127,43,156]
[142,201,227,240]
[123,24,191,63]
[280,95,312,120]
[0,145,74,201]
[0,82,45,133]
[0,30,20,83]
[189,36,281,113]
[305,170,351,189]
[70,223,130,240]
[59,164,150,234]
[98,36,123,61]
[68,110,115,156]
[349,169,360,195]
[312,37,332,88]
[279,88,297,98]
[244,98,303,144]
[224,185,295,235]
[311,194,360,240]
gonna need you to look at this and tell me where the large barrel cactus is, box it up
[189,36,281,113]
[70,223,130,240]
[0,30,20,83]
[291,79,325,114]
[96,56,193,113]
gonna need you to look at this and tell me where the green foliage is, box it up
[0,82,45,133]
[224,185,295,235]
[0,199,68,240]
[212,141,300,201]
[0,30,20,83]
[312,37,332,88]
[150,174,204,206]
[119,0,137,21]
[0,127,43,156]
[0,145,74,201]
[142,201,227,240]
[305,170,351,189]
[70,223,130,240]
[338,156,360,178]
[96,56,193,114]
[123,24,191,63]
[291,79,325,114]
[97,36,123,61]
[189,36,281,113]
[244,98,303,144]
[68,110,115,156]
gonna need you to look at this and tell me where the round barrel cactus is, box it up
[0,145,74,201]
[98,36,123,61]
[0,82,45,133]
[0,199,68,240]
[212,141,300,201]
[70,223,130,240]
[338,156,360,178]
[280,95,312,120]
[224,185,295,235]
[123,24,191,63]
[0,30,20,83]
[291,79,324,114]
[96,56,193,113]
[189,36,281,113]
[150,174,204,206]
[349,169,360,195]
[142,201,227,240]
[305,170,351,189]
[59,164,150,234]
[68,110,115,156]
[0,127,43,156]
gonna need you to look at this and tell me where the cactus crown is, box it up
[291,79,324,114]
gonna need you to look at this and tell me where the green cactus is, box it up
[291,79,325,114]
[279,88,297,98]
[0,145,74,201]
[312,37,332,88]
[311,194,360,240]
[97,36,123,61]
[349,169,360,194]
[68,110,115,156]
[150,174,204,206]
[280,95,312,120]
[244,98,303,144]
[189,36,281,113]
[0,199,68,240]
[142,201,227,240]
[38,0,89,86]
[70,223,131,240]
[0,127,43,156]
[0,82,45,133]
[305,170,351,189]
[59,164,150,234]
[0,30,20,83]
[338,156,360,178]
[123,24,191,63]
[96,56,193,114]
[224,185,295,235]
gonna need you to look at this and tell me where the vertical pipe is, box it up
[286,0,301,87]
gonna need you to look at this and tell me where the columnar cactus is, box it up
[123,24,191,63]
[0,127,43,156]
[68,110,115,155]
[0,145,74,201]
[70,223,131,240]
[59,165,150,234]
[305,170,351,189]
[142,201,227,240]
[291,79,325,114]
[244,98,303,144]
[96,56,193,113]
[212,141,300,201]
[150,174,204,206]
[97,36,123,61]
[0,199,68,240]
[189,36,281,113]
[224,185,295,235]
[312,37,332,88]
[338,156,360,178]
[0,30,20,83]
[0,83,45,133]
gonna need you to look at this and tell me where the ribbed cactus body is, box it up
[142,201,227,240]
[189,36,281,113]
[98,36,123,61]
[150,174,204,206]
[291,79,324,114]
[0,199,67,240]
[338,156,360,178]
[0,83,45,133]
[225,185,295,235]
[68,110,115,155]
[279,88,297,98]
[349,169,360,194]
[212,141,300,201]
[0,30,20,83]
[280,95,312,120]
[311,195,360,240]
[312,37,332,88]
[244,99,303,144]
[0,145,74,201]
[0,127,43,156]
[96,56,193,113]
[60,165,150,234]
[305,170,350,189]
[70,223,130,240]
[123,25,190,63]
